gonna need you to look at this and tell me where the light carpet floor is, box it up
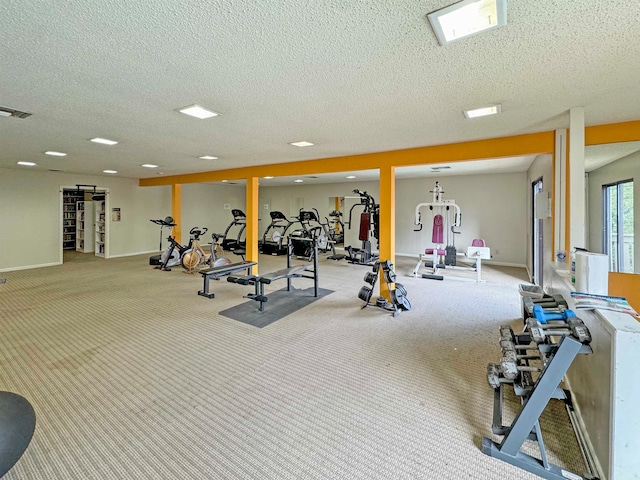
[0,251,588,479]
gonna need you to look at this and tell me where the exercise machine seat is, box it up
[425,248,446,255]
[472,238,486,247]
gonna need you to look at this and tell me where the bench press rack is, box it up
[197,261,257,299]
[227,235,319,311]
[483,311,596,480]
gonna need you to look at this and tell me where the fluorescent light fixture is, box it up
[142,164,158,168]
[428,0,507,46]
[45,151,67,156]
[177,104,220,119]
[346,175,356,179]
[289,141,314,147]
[294,179,304,183]
[91,137,118,145]
[263,176,274,179]
[103,170,118,174]
[17,161,36,166]
[198,155,218,160]
[463,104,502,118]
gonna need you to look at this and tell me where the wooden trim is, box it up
[171,184,182,244]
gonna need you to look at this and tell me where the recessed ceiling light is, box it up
[91,137,118,145]
[289,141,314,147]
[294,179,304,183]
[346,175,356,179]
[45,151,67,156]
[263,176,274,179]
[463,104,501,118]
[177,104,220,119]
[198,156,218,160]
[157,172,164,175]
[427,0,507,46]
[142,164,158,168]
[103,170,118,174]
[222,180,228,183]
[17,161,36,166]
[0,110,12,117]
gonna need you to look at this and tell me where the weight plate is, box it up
[358,286,373,303]
[395,283,407,296]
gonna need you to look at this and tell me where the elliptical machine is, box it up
[344,190,380,265]
[261,211,295,256]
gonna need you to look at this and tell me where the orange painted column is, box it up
[171,184,182,244]
[246,176,259,274]
[379,165,396,299]
[608,272,640,318]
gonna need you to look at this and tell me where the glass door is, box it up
[603,180,634,273]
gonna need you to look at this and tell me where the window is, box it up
[603,180,634,273]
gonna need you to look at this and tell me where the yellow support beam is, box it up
[378,166,396,300]
[171,184,182,244]
[139,131,554,187]
[245,177,259,275]
[585,120,640,146]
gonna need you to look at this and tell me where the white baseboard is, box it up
[0,262,61,273]
[109,250,158,259]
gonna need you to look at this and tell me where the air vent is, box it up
[306,176,319,179]
[0,105,32,119]
[430,166,451,171]
[48,169,63,172]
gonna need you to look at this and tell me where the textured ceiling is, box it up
[1,0,639,180]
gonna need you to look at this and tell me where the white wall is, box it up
[0,168,171,270]
[397,173,528,265]
[587,150,640,273]
[181,183,246,239]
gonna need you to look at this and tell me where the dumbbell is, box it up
[522,295,568,319]
[526,317,591,344]
[487,363,510,389]
[499,349,542,380]
[532,304,576,324]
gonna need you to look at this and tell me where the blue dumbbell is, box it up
[532,304,576,324]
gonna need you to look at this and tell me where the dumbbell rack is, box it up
[483,317,595,480]
[356,260,410,317]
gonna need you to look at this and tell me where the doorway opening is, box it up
[60,185,109,263]
[532,177,544,285]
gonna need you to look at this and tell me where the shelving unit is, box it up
[75,201,94,253]
[94,200,106,257]
[62,190,84,250]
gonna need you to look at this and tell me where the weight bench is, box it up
[198,261,257,298]
[227,265,316,311]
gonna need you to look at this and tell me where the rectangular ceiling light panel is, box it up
[463,104,501,118]
[178,104,220,119]
[90,137,119,145]
[428,0,507,45]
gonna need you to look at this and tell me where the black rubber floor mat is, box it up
[219,287,333,328]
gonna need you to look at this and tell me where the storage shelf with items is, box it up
[94,200,106,257]
[62,190,84,250]
[75,201,94,253]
